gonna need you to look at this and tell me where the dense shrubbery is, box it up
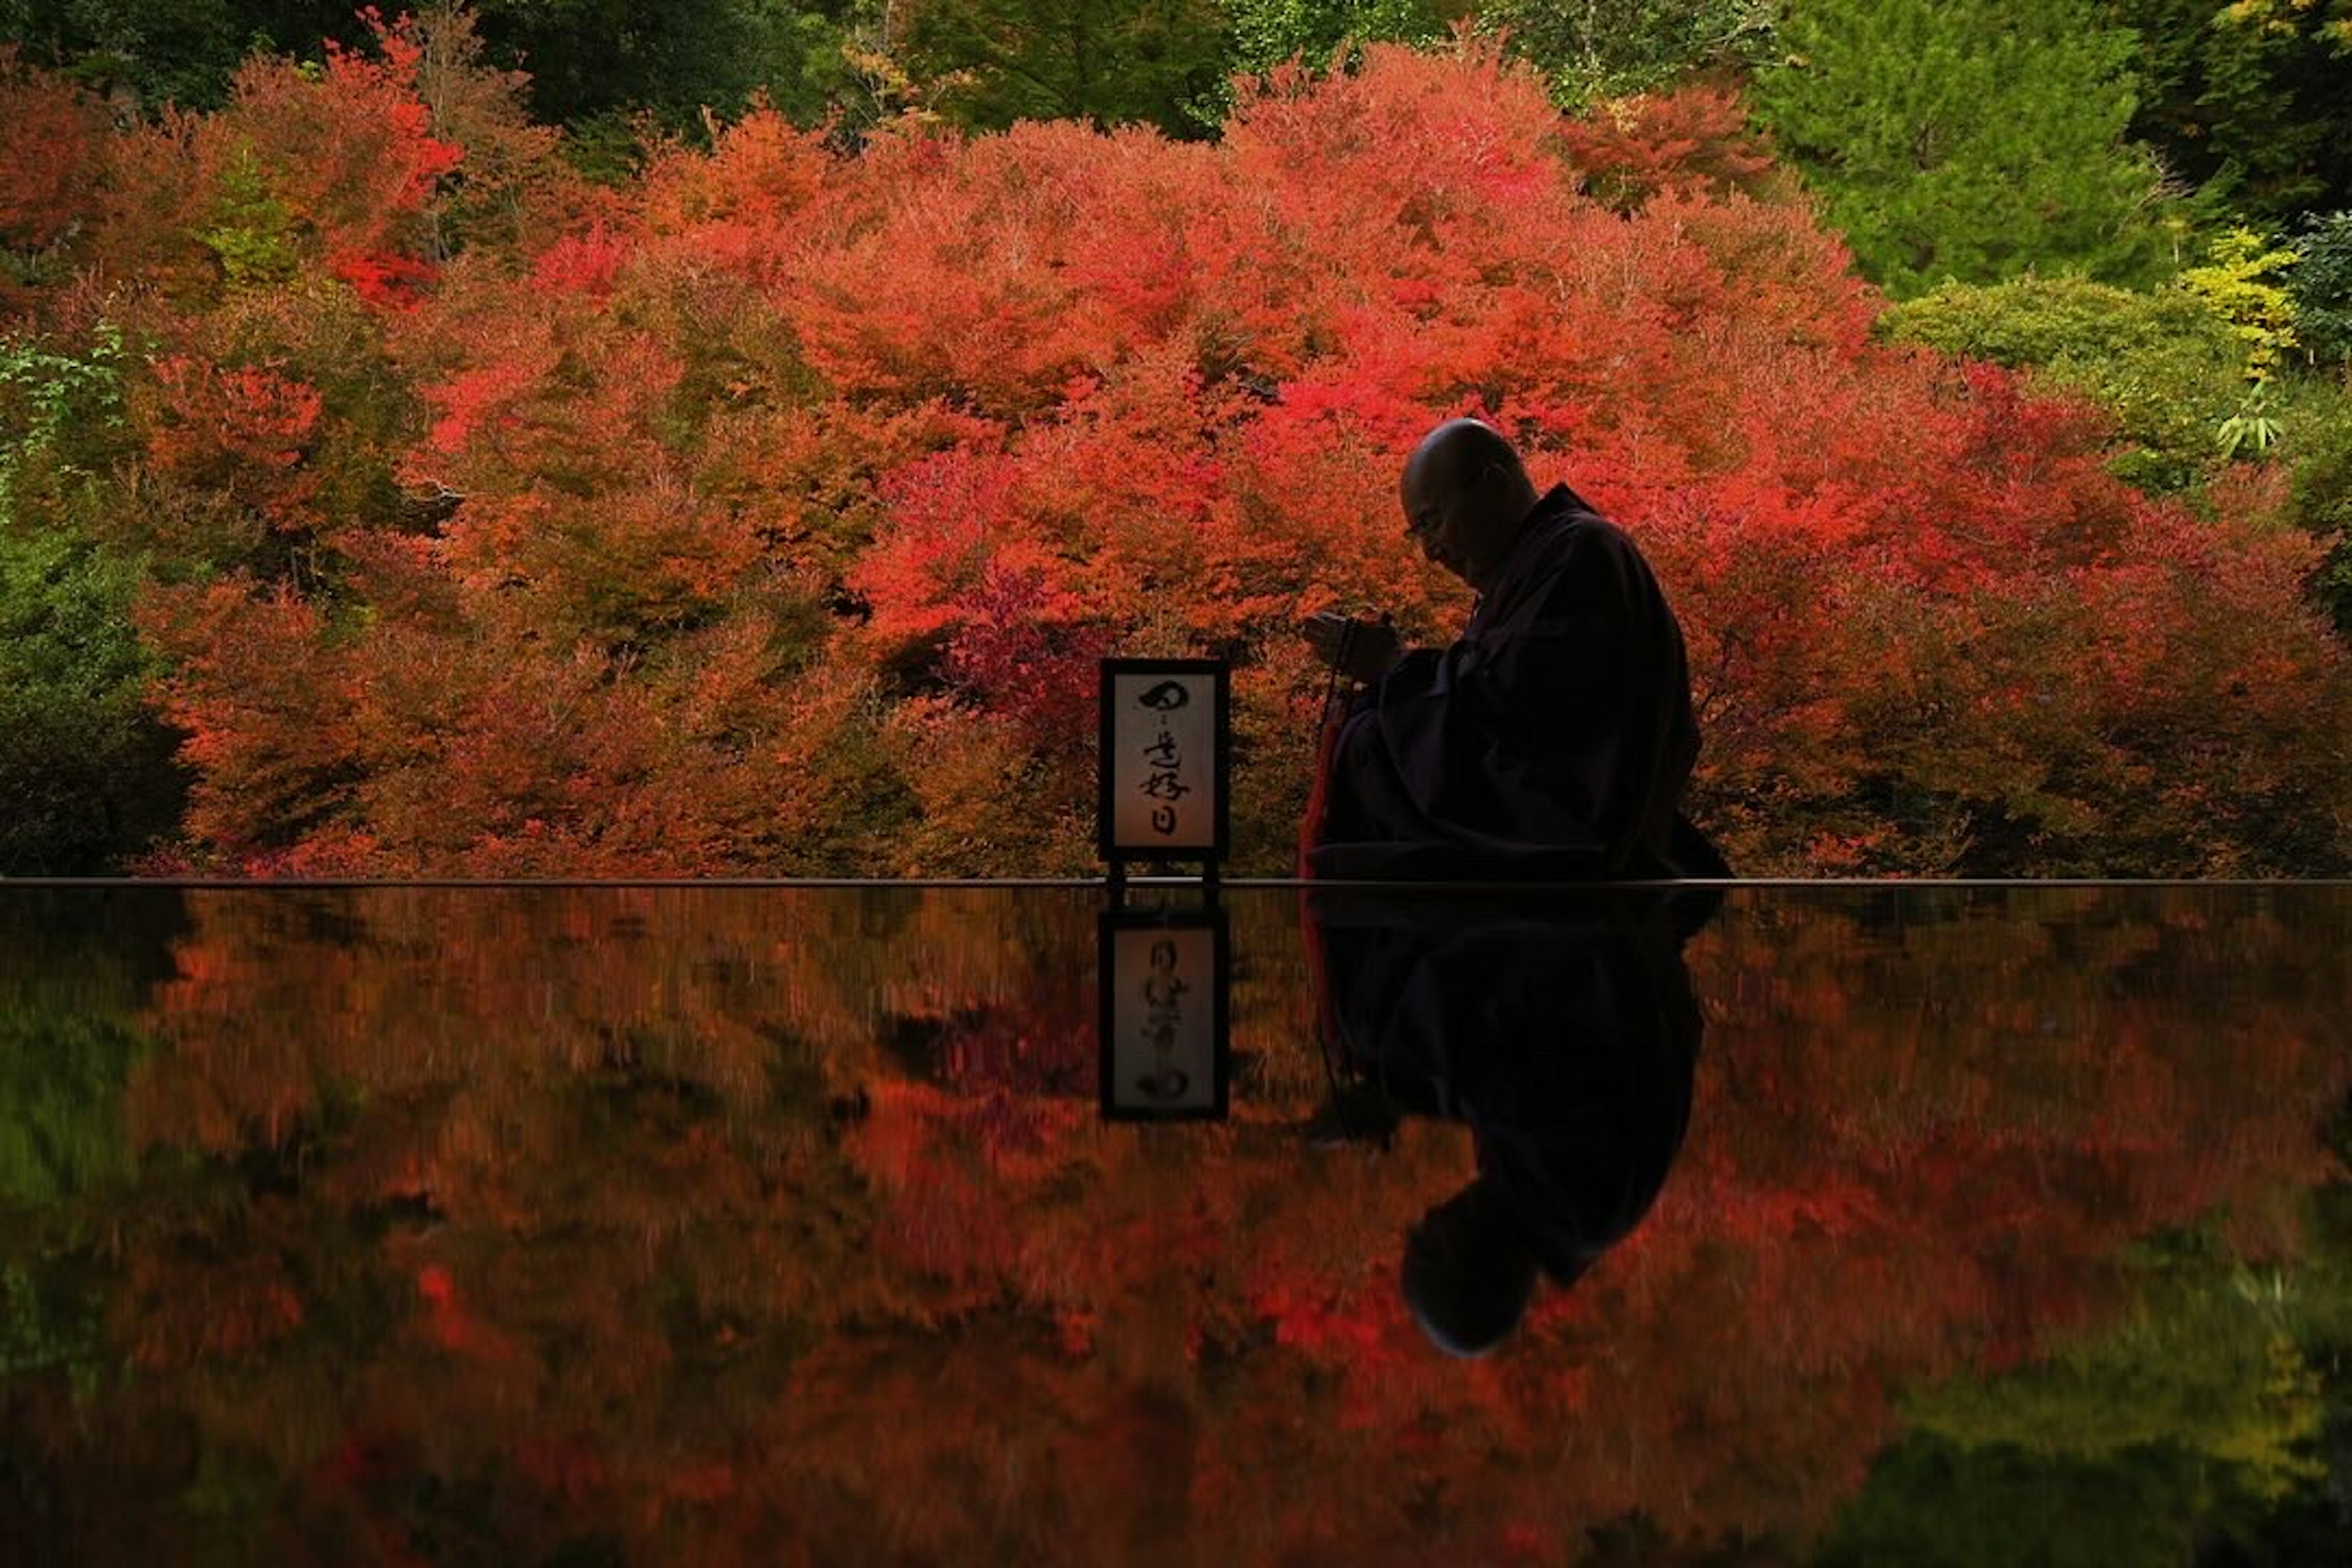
[0,12,2345,876]
[1879,277,2247,494]
[2296,211,2352,372]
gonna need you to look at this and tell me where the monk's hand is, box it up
[1301,612,1401,683]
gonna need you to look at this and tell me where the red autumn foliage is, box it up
[141,353,328,532]
[1551,80,1785,212]
[328,247,440,311]
[0,44,108,249]
[0,29,2340,874]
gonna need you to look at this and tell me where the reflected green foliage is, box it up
[1753,0,2169,298]
[0,1011,141,1208]
[0,891,178,1207]
[1915,1256,2334,1490]
[1821,1436,2267,1568]
[1825,1224,2352,1566]
[0,894,177,1412]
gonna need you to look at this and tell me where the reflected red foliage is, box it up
[2,887,2341,1561]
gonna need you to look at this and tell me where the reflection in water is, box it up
[0,885,2347,1564]
[1099,903,1230,1121]
[1305,887,1714,1355]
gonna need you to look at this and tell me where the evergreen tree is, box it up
[1474,0,1776,105]
[2099,0,2352,230]
[1754,0,2170,298]
[899,0,1231,137]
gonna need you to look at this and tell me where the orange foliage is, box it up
[0,44,108,303]
[0,31,2339,873]
[1552,81,1785,212]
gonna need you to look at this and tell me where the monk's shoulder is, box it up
[1517,508,1651,609]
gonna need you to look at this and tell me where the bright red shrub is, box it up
[50,30,2340,875]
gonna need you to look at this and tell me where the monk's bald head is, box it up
[1400,419,1540,592]
[1403,418,1524,497]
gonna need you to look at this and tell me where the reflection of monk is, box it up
[1301,418,1727,880]
[1303,886,1716,1357]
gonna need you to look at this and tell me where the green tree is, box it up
[1753,0,2171,298]
[899,0,1231,137]
[0,322,186,873]
[2280,398,2352,633]
[1170,0,1452,132]
[2294,210,2352,373]
[1226,0,1451,72]
[0,526,187,874]
[2100,0,2352,230]
[2179,225,2301,386]
[1474,0,1776,105]
[0,0,865,136]
[462,0,867,135]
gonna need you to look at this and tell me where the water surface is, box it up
[2,884,2346,1564]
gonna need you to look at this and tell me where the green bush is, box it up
[1,321,187,873]
[2277,386,2352,631]
[2293,211,2352,372]
[0,523,189,873]
[1880,276,2247,492]
[1884,274,2352,628]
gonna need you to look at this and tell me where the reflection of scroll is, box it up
[1099,910,1229,1121]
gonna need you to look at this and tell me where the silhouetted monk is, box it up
[1301,418,1726,879]
[1301,885,1715,1357]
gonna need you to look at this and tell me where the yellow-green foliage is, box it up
[195,143,301,292]
[2179,226,2302,384]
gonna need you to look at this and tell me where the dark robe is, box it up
[1306,483,1728,880]
[1305,886,1711,1286]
